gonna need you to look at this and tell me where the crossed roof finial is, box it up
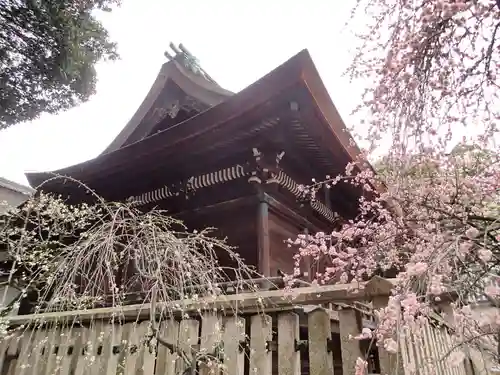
[164,42,194,61]
[164,42,216,84]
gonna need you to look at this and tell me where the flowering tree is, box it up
[0,190,261,372]
[347,0,500,150]
[293,146,499,372]
[291,0,500,373]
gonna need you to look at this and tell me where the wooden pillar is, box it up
[257,192,270,277]
[373,296,404,375]
[324,185,331,211]
[303,227,312,282]
[339,308,364,375]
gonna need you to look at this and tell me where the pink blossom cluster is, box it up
[347,0,500,155]
[290,146,499,365]
[311,0,500,371]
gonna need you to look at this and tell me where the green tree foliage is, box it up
[0,0,120,129]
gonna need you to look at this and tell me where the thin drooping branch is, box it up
[0,188,269,372]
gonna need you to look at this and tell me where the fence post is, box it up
[338,308,364,375]
[277,312,300,375]
[308,308,334,375]
[249,314,272,375]
[223,316,245,375]
[199,313,223,375]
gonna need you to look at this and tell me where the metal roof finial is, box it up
[163,42,217,84]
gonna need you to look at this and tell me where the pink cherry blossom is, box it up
[355,357,368,375]
[290,1,500,373]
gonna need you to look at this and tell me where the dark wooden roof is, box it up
[26,49,375,200]
[103,49,233,153]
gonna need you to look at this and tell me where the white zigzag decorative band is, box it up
[275,171,338,222]
[191,164,247,189]
[129,165,247,205]
[129,166,338,223]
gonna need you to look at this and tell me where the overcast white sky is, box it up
[0,1,364,187]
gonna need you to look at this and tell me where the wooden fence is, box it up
[398,320,469,375]
[0,278,485,375]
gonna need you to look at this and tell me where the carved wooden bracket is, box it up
[247,148,285,186]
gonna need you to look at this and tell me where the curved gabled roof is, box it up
[26,49,379,200]
[102,46,233,153]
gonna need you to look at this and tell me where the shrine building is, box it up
[26,44,373,279]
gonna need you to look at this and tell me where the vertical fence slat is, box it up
[438,328,451,375]
[103,323,122,375]
[338,308,363,375]
[59,326,81,375]
[35,329,52,375]
[426,323,441,375]
[443,328,457,375]
[445,329,455,375]
[453,332,467,375]
[199,314,222,375]
[424,326,434,375]
[249,314,272,375]
[437,326,449,375]
[175,319,200,375]
[372,295,404,375]
[160,319,179,375]
[0,333,13,375]
[404,329,418,375]
[435,324,448,375]
[411,330,423,375]
[44,326,61,375]
[13,331,29,375]
[75,325,92,375]
[116,323,131,375]
[222,317,245,375]
[421,322,434,375]
[417,325,428,375]
[26,329,47,375]
[124,323,141,375]
[94,321,111,375]
[277,312,300,375]
[17,330,36,375]
[135,321,148,375]
[6,331,21,375]
[399,331,410,375]
[154,321,168,375]
[140,321,156,375]
[424,325,438,375]
[439,327,458,375]
[82,323,100,375]
[308,308,333,375]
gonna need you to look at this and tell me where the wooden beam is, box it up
[266,193,324,233]
[174,195,258,220]
[7,279,398,325]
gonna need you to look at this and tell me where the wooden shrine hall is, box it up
[26,44,372,278]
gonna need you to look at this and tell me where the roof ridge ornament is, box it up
[164,42,217,84]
